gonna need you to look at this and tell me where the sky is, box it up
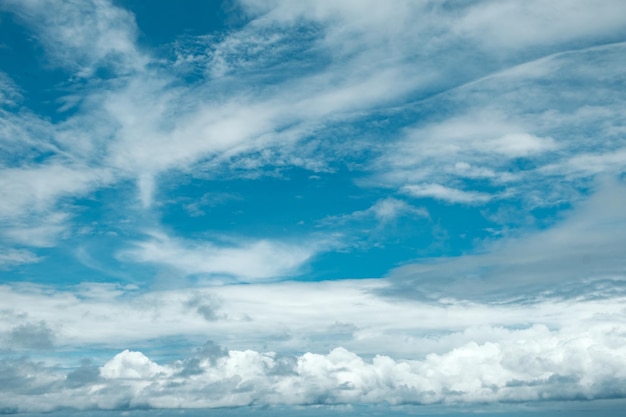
[1,0,626,415]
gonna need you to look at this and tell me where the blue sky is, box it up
[1,0,626,415]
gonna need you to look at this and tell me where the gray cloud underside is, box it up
[2,277,624,359]
[385,178,626,302]
[1,274,625,412]
[2,322,626,414]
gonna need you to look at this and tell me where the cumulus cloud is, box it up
[100,350,165,379]
[2,323,626,412]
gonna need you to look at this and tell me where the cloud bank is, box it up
[2,320,626,413]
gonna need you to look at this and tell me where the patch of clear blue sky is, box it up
[114,0,239,46]
[0,10,69,120]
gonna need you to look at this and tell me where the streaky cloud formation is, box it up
[387,178,626,301]
[118,230,326,281]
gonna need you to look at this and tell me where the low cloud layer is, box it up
[2,320,626,413]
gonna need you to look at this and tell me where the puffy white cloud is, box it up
[380,111,553,175]
[2,212,71,248]
[100,350,166,379]
[2,322,626,412]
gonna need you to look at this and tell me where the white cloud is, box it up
[1,322,626,412]
[457,0,626,50]
[244,0,626,41]
[119,231,323,281]
[376,110,558,187]
[0,107,60,167]
[0,248,41,267]
[402,184,492,204]
[100,350,166,379]
[0,72,21,106]
[0,164,109,248]
[372,41,626,207]
[2,212,71,247]
[0,165,105,220]
[369,198,428,223]
[489,133,557,157]
[388,178,626,301]
[542,147,626,177]
[2,0,146,76]
[1,218,626,406]
[321,197,428,226]
[2,0,622,225]
[73,282,139,300]
[1,274,625,361]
